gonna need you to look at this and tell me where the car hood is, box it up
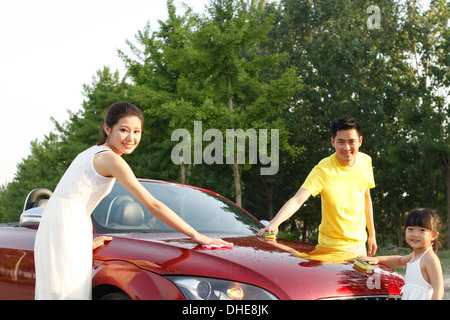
[93,233,404,300]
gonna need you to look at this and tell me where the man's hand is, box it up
[367,234,377,257]
[257,223,279,237]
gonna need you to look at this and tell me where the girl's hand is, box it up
[93,236,113,250]
[359,256,379,265]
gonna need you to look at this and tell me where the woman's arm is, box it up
[93,152,228,246]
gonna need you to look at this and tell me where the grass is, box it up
[437,250,450,276]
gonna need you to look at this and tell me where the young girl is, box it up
[34,102,229,300]
[362,208,444,300]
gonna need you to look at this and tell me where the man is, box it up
[258,116,377,256]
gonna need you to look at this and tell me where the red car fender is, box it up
[92,260,184,300]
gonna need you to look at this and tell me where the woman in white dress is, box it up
[34,102,229,300]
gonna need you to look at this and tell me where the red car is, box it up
[0,179,404,300]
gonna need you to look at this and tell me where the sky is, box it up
[0,0,208,186]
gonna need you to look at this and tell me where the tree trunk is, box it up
[226,64,242,206]
[397,214,404,248]
[233,153,241,206]
[262,177,274,219]
[180,160,185,185]
[443,156,450,249]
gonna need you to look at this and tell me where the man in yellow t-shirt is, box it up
[258,116,377,256]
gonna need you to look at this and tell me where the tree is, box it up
[119,0,204,183]
[183,0,302,206]
[0,133,64,222]
[55,67,131,162]
[268,0,449,245]
[122,0,302,209]
[0,67,129,222]
[3,0,446,248]
[398,0,450,247]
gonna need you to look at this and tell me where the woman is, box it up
[34,102,228,300]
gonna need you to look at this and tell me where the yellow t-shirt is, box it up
[301,152,375,248]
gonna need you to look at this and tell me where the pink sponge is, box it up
[201,243,234,250]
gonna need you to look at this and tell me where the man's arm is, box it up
[364,188,377,256]
[258,188,311,236]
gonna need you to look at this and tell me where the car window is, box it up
[91,181,262,235]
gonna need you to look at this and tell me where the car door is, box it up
[0,227,36,300]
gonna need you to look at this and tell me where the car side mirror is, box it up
[19,188,53,228]
[260,220,270,227]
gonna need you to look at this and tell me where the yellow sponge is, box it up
[262,232,276,240]
[353,258,376,273]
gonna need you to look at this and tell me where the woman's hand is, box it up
[93,236,113,250]
[191,233,230,246]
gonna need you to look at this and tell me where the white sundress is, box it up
[34,145,115,300]
[401,247,433,300]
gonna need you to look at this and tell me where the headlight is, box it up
[166,276,278,300]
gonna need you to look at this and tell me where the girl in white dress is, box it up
[34,102,229,300]
[361,208,444,300]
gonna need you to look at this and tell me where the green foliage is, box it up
[1,0,448,249]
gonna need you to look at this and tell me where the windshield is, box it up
[92,180,262,235]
